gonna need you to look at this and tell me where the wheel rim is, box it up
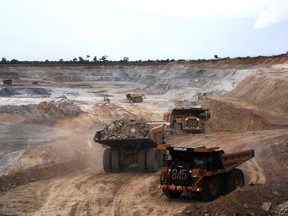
[234,175,243,188]
[208,179,219,196]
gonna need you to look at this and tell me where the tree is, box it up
[1,57,7,62]
[123,57,129,62]
[10,59,18,63]
[73,58,78,62]
[100,55,107,62]
[214,55,219,59]
[93,56,97,62]
[79,56,84,62]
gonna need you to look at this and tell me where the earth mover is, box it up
[158,146,255,201]
[93,122,165,173]
[163,106,210,133]
[126,93,144,102]
[2,79,12,86]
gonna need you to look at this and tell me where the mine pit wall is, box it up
[228,75,288,114]
[206,98,288,133]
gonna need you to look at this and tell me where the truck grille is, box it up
[187,119,198,128]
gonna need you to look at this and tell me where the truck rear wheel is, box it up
[174,123,182,130]
[111,148,122,173]
[158,151,164,168]
[138,148,147,172]
[163,189,182,199]
[146,147,159,172]
[226,168,244,193]
[200,176,222,201]
[103,148,112,173]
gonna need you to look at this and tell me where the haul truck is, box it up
[163,106,210,133]
[126,93,144,102]
[158,146,255,201]
[93,125,165,173]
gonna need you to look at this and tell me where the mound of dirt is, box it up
[97,118,153,140]
[91,103,136,123]
[270,201,288,215]
[228,75,288,113]
[206,73,288,133]
[0,99,82,123]
[181,184,285,216]
[0,159,85,192]
[206,96,288,133]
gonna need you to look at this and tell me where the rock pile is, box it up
[98,118,153,140]
[0,99,82,123]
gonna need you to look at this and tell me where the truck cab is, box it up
[163,106,210,133]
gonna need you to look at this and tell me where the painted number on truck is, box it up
[171,169,187,181]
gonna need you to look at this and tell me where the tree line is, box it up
[1,53,288,65]
[0,55,179,64]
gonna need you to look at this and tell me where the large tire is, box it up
[226,168,245,193]
[163,189,182,199]
[103,148,112,173]
[146,147,159,172]
[200,176,222,201]
[111,148,122,173]
[174,123,182,130]
[157,150,164,169]
[138,148,147,172]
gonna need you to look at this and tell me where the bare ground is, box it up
[0,56,288,216]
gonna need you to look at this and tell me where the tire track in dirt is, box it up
[110,173,192,216]
[30,172,95,216]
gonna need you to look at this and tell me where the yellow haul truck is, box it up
[163,106,210,133]
[94,125,164,173]
[158,146,255,201]
[126,93,144,102]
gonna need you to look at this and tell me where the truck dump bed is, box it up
[93,124,164,147]
[221,149,255,172]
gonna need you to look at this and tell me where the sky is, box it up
[1,0,288,61]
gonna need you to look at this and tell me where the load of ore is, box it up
[99,118,153,140]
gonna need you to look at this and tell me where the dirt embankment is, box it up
[228,74,288,113]
[207,96,288,133]
[0,99,82,124]
[1,54,287,98]
[206,73,288,133]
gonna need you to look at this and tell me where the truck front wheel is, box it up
[103,148,112,173]
[201,176,222,201]
[163,189,182,199]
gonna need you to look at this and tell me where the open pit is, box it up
[0,56,288,215]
